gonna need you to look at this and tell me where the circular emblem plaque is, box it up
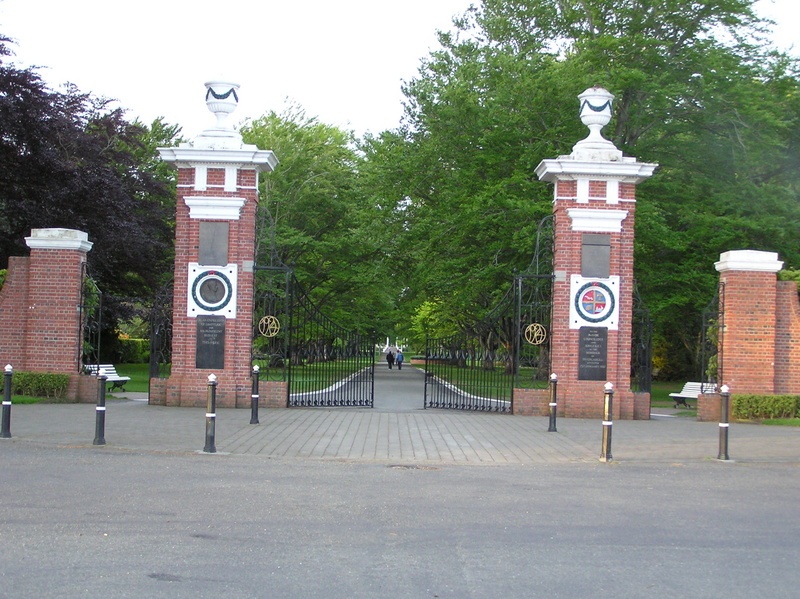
[574,281,615,324]
[191,270,233,312]
[258,315,281,337]
[524,323,547,345]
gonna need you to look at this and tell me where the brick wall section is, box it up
[512,388,550,416]
[0,248,86,375]
[0,256,31,367]
[773,281,800,393]
[718,270,777,394]
[24,247,86,373]
[164,165,261,408]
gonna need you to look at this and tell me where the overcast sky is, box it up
[1,0,797,140]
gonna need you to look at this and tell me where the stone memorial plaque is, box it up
[578,326,607,380]
[196,315,225,370]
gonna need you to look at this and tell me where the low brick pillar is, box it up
[697,392,724,422]
[261,381,288,408]
[513,388,550,416]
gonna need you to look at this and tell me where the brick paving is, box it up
[3,366,798,464]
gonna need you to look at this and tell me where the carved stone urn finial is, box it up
[204,81,240,130]
[572,86,622,161]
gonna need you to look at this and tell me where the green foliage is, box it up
[363,0,800,376]
[732,394,800,420]
[240,106,394,337]
[0,372,70,399]
[0,268,5,292]
[115,338,149,363]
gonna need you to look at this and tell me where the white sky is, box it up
[0,0,797,140]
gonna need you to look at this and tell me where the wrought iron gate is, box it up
[631,283,653,393]
[424,215,555,413]
[700,281,724,388]
[253,268,376,408]
[148,279,173,387]
[79,263,102,371]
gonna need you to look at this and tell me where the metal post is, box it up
[547,373,558,432]
[717,384,730,461]
[93,369,107,446]
[600,382,614,463]
[204,374,218,453]
[250,365,260,424]
[2,364,12,439]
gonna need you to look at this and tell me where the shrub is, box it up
[115,337,149,363]
[732,394,799,420]
[0,372,70,399]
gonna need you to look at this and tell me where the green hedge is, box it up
[115,338,149,363]
[732,394,800,420]
[0,372,70,399]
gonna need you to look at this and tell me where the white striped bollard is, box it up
[250,365,260,424]
[599,381,614,463]
[203,374,218,453]
[547,372,558,432]
[2,364,12,439]
[93,369,108,445]
[717,384,730,461]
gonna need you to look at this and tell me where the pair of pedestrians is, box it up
[386,350,404,370]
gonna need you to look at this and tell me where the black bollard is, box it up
[717,384,730,461]
[203,374,218,453]
[93,369,108,446]
[250,365,260,425]
[2,364,12,439]
[600,382,614,463]
[547,372,558,433]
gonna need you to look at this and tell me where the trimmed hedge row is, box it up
[732,394,800,420]
[0,371,70,399]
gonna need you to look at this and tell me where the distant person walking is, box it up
[386,350,395,370]
[395,350,404,370]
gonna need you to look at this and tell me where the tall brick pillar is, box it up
[23,228,93,373]
[535,87,657,419]
[157,82,278,407]
[714,250,783,394]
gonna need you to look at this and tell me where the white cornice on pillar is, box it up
[157,81,279,183]
[535,86,657,192]
[715,250,783,273]
[184,197,246,220]
[25,228,93,252]
[568,208,628,232]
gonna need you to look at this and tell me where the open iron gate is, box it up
[253,267,375,408]
[424,215,554,413]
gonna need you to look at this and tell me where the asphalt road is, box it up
[2,442,799,599]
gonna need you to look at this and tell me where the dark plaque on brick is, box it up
[578,326,607,380]
[196,316,225,370]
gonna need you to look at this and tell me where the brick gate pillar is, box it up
[23,228,93,373]
[157,82,278,407]
[535,87,657,419]
[714,250,783,394]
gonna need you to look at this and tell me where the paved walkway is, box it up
[3,365,799,464]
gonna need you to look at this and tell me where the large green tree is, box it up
[240,107,395,335]
[363,0,800,375]
[0,34,180,327]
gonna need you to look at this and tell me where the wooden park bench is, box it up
[84,364,131,392]
[669,381,716,408]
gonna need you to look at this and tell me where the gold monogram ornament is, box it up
[258,315,281,338]
[524,323,547,345]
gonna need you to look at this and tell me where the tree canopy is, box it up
[362,0,800,372]
[0,34,180,330]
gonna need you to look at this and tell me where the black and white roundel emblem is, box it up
[191,270,233,312]
[574,281,615,324]
[187,263,238,318]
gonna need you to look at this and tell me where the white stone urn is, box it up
[572,86,622,160]
[204,80,240,130]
